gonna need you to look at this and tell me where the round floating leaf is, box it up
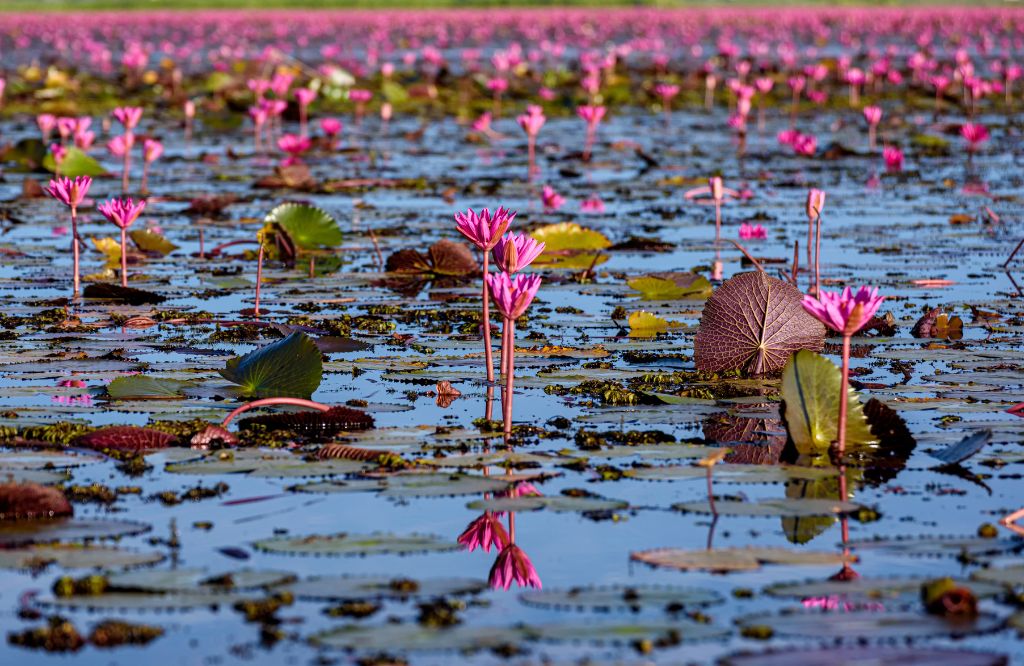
[43,147,106,177]
[626,464,836,483]
[167,449,369,477]
[848,536,1021,558]
[781,350,877,453]
[39,591,252,612]
[288,575,486,601]
[627,310,670,337]
[106,375,191,400]
[719,647,1009,666]
[971,565,1024,587]
[253,532,458,557]
[0,519,150,547]
[673,498,865,517]
[736,610,1002,640]
[379,473,510,498]
[108,568,294,592]
[219,332,323,399]
[532,222,611,253]
[312,624,527,651]
[765,577,1005,600]
[0,545,163,571]
[467,495,628,513]
[386,239,477,277]
[520,585,722,612]
[265,202,342,250]
[627,273,712,301]
[76,426,176,452]
[528,620,728,644]
[694,271,826,376]
[632,547,854,572]
[290,479,385,494]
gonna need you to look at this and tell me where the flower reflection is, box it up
[801,595,883,612]
[458,512,508,553]
[489,543,542,590]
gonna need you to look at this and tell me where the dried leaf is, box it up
[76,426,176,452]
[0,482,73,521]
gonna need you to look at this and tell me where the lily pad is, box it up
[673,498,866,517]
[467,495,628,513]
[0,545,164,570]
[694,272,826,376]
[312,624,527,651]
[219,331,323,399]
[627,273,712,301]
[264,202,343,250]
[781,350,877,453]
[253,532,459,557]
[287,575,486,601]
[106,375,191,400]
[719,647,1009,666]
[0,519,150,547]
[737,610,1003,640]
[765,577,1005,600]
[520,584,722,611]
[43,147,106,177]
[631,547,855,572]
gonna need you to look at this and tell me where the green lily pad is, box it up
[529,620,728,643]
[0,545,164,571]
[265,202,343,250]
[312,624,527,651]
[848,536,1022,558]
[520,584,723,611]
[43,147,106,177]
[466,495,628,513]
[781,350,877,453]
[627,273,712,301]
[253,532,458,557]
[672,498,865,517]
[39,591,255,612]
[129,229,178,256]
[107,568,294,592]
[626,464,837,483]
[736,610,1002,640]
[719,647,1009,666]
[220,331,323,399]
[0,519,151,547]
[378,473,511,498]
[106,375,191,400]
[287,575,486,601]
[765,577,1005,600]
[632,547,854,572]
[166,449,370,477]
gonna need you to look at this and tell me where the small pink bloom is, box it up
[320,117,343,137]
[349,88,373,104]
[739,223,767,240]
[486,272,542,321]
[802,286,885,337]
[654,83,680,101]
[107,134,133,157]
[517,106,546,137]
[492,232,545,274]
[50,143,67,165]
[112,106,143,131]
[277,133,312,165]
[98,197,146,230]
[540,185,564,211]
[486,78,508,92]
[46,176,92,209]
[577,104,606,127]
[883,146,904,171]
[294,87,317,107]
[580,195,605,213]
[538,87,556,101]
[792,133,817,156]
[143,138,163,164]
[777,128,800,146]
[863,105,882,126]
[56,117,77,139]
[454,206,516,251]
[755,77,774,94]
[471,112,492,133]
[489,543,542,590]
[806,188,826,220]
[37,113,57,139]
[960,122,990,151]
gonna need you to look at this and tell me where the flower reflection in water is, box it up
[52,379,92,407]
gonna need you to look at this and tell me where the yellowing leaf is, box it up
[91,237,122,265]
[531,222,611,252]
[628,311,669,338]
[781,350,877,454]
[628,274,712,301]
[130,229,178,256]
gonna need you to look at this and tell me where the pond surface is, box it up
[0,8,1023,666]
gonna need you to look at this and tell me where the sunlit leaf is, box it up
[627,273,712,300]
[43,147,106,177]
[264,202,342,250]
[219,332,323,399]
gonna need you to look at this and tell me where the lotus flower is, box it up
[487,272,542,321]
[458,513,509,553]
[802,286,885,337]
[961,122,990,151]
[491,232,545,274]
[454,207,516,252]
[739,223,767,240]
[98,197,147,287]
[541,185,564,212]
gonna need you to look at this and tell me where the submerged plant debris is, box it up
[0,6,1022,666]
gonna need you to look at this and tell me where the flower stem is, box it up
[119,227,128,287]
[837,334,851,459]
[220,397,330,429]
[70,205,80,296]
[254,243,264,316]
[503,318,515,435]
[482,253,494,383]
[814,211,823,295]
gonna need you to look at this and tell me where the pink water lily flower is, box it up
[46,176,92,209]
[576,104,606,127]
[277,133,312,165]
[454,206,516,251]
[884,146,904,171]
[112,106,143,131]
[320,117,343,138]
[492,232,545,274]
[802,286,885,337]
[37,113,57,140]
[487,272,542,321]
[489,543,542,590]
[98,197,146,230]
[580,195,605,213]
[107,133,133,157]
[739,223,767,240]
[540,185,564,212]
[458,513,509,553]
[517,106,546,137]
[792,132,817,156]
[99,197,147,287]
[961,122,990,151]
[143,138,163,163]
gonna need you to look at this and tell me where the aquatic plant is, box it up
[45,175,91,296]
[97,197,146,287]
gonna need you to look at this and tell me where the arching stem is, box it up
[221,397,330,429]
